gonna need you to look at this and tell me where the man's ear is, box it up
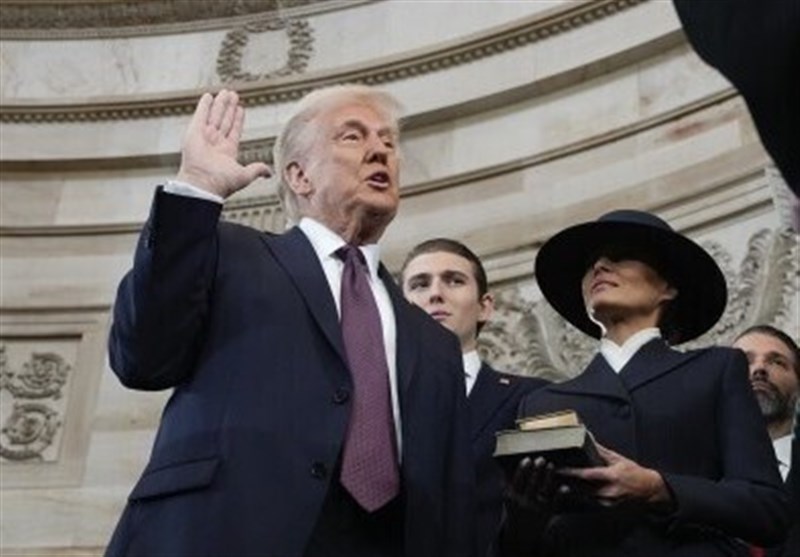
[478,292,495,323]
[285,161,313,197]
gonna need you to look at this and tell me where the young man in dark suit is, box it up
[734,325,800,557]
[401,238,547,557]
[105,86,475,557]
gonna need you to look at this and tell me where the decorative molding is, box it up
[0,349,70,400]
[0,313,108,487]
[216,18,314,83]
[240,138,275,166]
[0,0,350,39]
[0,345,70,462]
[221,195,287,232]
[707,228,800,341]
[0,88,745,239]
[480,227,800,380]
[0,402,61,462]
[0,0,645,123]
[766,164,800,232]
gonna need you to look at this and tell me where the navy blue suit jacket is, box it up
[105,190,475,557]
[469,363,547,556]
[767,434,799,557]
[512,339,790,557]
[784,434,800,556]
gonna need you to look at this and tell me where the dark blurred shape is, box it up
[673,0,800,199]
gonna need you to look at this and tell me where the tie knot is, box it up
[336,244,367,268]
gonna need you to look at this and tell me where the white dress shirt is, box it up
[599,327,662,373]
[463,350,482,396]
[164,179,225,203]
[774,433,793,481]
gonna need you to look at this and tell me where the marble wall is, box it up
[1,0,797,554]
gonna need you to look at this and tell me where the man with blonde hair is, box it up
[105,85,475,557]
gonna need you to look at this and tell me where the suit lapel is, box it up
[619,338,703,392]
[380,265,419,397]
[261,227,348,366]
[469,363,517,441]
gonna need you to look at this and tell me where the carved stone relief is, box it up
[0,343,74,462]
[222,198,287,233]
[216,18,314,83]
[480,227,800,381]
[222,189,286,232]
[0,313,107,487]
[0,0,322,33]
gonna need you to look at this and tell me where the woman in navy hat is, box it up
[501,210,790,556]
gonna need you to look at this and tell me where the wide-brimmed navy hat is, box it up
[534,209,727,344]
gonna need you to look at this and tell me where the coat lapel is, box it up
[380,265,419,397]
[619,338,704,392]
[261,227,348,366]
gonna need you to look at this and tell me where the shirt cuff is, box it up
[163,179,224,204]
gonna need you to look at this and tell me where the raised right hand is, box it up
[176,89,271,199]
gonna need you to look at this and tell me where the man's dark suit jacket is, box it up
[104,189,476,557]
[513,338,790,557]
[469,363,547,556]
[785,432,800,556]
[768,431,800,557]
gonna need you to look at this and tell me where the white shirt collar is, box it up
[298,217,381,280]
[773,433,793,481]
[600,328,661,373]
[463,350,482,396]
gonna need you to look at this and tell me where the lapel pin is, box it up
[499,377,511,385]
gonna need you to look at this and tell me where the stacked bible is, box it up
[493,409,603,471]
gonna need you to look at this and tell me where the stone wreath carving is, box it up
[0,402,61,462]
[217,18,314,83]
[0,345,69,461]
[0,348,70,399]
[480,227,800,381]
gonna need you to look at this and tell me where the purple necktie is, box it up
[336,245,400,512]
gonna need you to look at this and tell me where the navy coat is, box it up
[469,363,547,556]
[105,189,475,557]
[514,338,790,557]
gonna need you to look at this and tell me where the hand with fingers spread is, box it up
[560,443,673,511]
[177,89,272,199]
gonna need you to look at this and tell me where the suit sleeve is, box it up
[108,187,222,390]
[662,348,791,546]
